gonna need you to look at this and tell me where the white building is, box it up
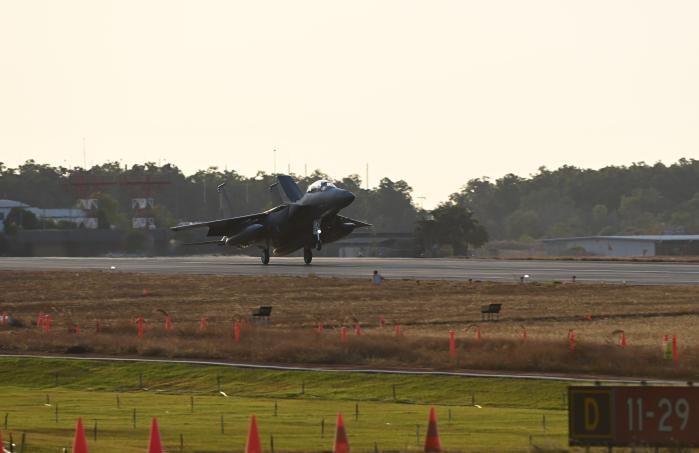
[0,199,94,232]
[542,235,699,257]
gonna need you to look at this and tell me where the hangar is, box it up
[542,235,699,257]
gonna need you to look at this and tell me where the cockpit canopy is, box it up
[306,180,337,193]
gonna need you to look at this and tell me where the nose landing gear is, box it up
[261,248,270,265]
[313,219,322,251]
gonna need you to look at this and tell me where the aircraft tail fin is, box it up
[269,182,285,205]
[277,175,303,202]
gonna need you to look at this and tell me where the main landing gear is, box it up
[261,248,270,265]
[304,247,313,265]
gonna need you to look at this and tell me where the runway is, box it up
[2,256,699,284]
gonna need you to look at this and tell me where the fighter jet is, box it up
[171,175,370,264]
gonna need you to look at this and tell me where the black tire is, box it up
[261,249,270,265]
[304,248,313,265]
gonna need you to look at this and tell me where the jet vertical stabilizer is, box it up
[277,175,303,202]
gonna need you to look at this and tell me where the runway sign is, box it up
[569,386,699,447]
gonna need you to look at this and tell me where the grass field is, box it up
[1,270,698,378]
[0,357,570,453]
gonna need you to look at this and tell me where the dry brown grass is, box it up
[1,270,698,378]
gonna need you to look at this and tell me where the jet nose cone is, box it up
[341,190,355,206]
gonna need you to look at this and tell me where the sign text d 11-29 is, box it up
[569,386,699,447]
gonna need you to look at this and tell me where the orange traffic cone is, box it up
[333,413,349,453]
[424,407,441,452]
[246,415,262,453]
[148,417,163,453]
[72,417,89,453]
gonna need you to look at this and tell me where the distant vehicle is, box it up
[171,175,370,265]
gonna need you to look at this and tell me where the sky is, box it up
[1,1,698,208]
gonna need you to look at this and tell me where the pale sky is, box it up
[1,1,698,208]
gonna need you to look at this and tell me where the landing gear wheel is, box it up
[316,241,322,251]
[261,248,270,265]
[304,248,313,265]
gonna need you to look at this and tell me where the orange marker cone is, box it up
[475,326,481,341]
[318,322,324,333]
[355,323,362,336]
[673,335,679,366]
[394,324,401,337]
[341,326,347,342]
[333,412,349,453]
[379,315,385,328]
[137,317,144,338]
[75,323,81,336]
[142,288,149,297]
[72,417,89,453]
[44,315,51,334]
[424,406,441,452]
[449,330,456,358]
[148,417,163,453]
[620,331,627,349]
[235,320,241,342]
[199,317,207,331]
[245,415,262,453]
[568,330,576,352]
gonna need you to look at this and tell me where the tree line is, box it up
[0,160,420,230]
[0,160,489,256]
[11,158,696,254]
[450,158,699,241]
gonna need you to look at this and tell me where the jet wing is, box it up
[171,206,284,237]
[336,215,372,228]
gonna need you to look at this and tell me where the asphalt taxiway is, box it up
[1,256,699,284]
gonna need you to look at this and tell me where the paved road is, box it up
[2,256,699,284]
